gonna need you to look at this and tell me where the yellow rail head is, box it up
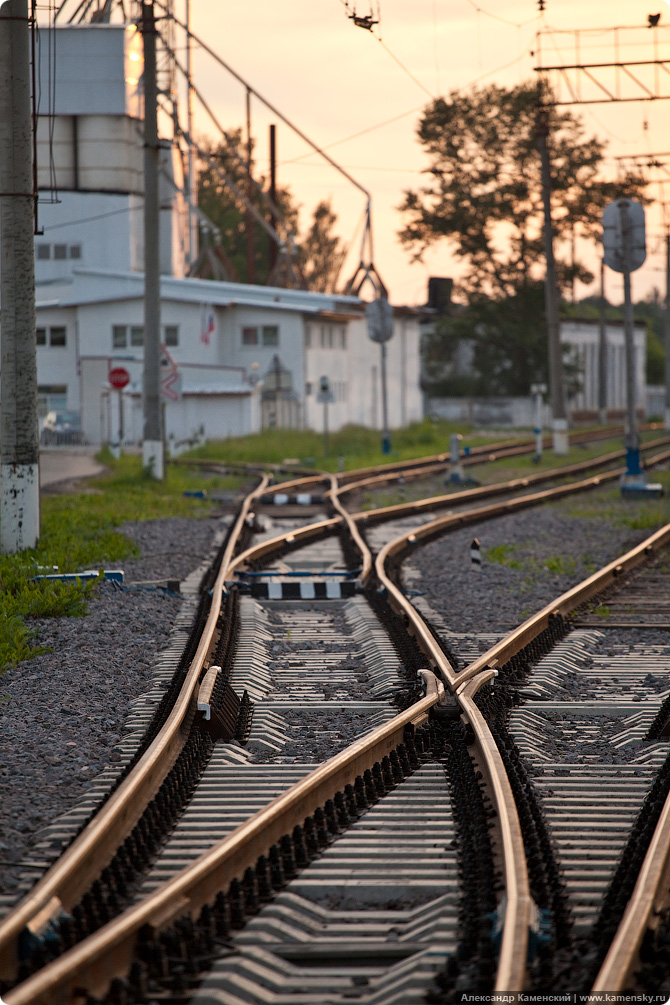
[228,515,343,575]
[0,475,270,981]
[355,438,670,524]
[589,793,670,997]
[326,474,373,583]
[3,694,436,1005]
[459,677,531,995]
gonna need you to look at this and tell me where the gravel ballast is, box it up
[405,497,652,639]
[0,488,666,900]
[0,516,220,897]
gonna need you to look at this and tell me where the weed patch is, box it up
[485,543,521,568]
[0,451,249,673]
[543,555,576,576]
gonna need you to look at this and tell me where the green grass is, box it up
[566,469,670,531]
[0,450,251,674]
[465,429,664,485]
[485,543,521,568]
[184,420,511,473]
[543,555,576,576]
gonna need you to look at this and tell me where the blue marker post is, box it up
[531,383,547,464]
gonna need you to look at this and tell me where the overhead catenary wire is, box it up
[335,0,436,99]
[463,0,538,30]
[153,0,370,201]
[156,28,287,227]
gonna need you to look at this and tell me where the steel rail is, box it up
[3,695,437,1005]
[249,431,669,507]
[459,674,532,994]
[339,436,670,502]
[373,510,670,997]
[229,447,670,602]
[0,475,271,981]
[228,515,343,576]
[374,448,670,687]
[334,422,652,486]
[5,456,669,1000]
[325,473,374,583]
[590,796,670,996]
[174,423,652,497]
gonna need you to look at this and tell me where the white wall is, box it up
[32,274,426,444]
[560,321,646,412]
[34,307,79,414]
[35,193,144,281]
[307,312,423,432]
[35,25,142,117]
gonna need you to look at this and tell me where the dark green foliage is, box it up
[197,134,346,292]
[197,131,299,285]
[399,81,647,394]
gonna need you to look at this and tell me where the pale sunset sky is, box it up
[40,0,670,305]
[184,0,670,306]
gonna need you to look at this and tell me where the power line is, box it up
[283,161,424,174]
[284,28,537,168]
[463,0,539,30]
[375,37,436,99]
[154,0,370,200]
[333,0,436,98]
[281,105,426,165]
[41,205,136,230]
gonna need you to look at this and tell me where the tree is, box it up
[399,82,646,394]
[300,199,347,293]
[197,131,299,286]
[197,134,346,292]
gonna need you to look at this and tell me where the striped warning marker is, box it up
[258,493,325,505]
[250,580,359,600]
[470,538,481,569]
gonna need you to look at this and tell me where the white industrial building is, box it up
[426,318,649,428]
[8,21,424,447]
[35,269,422,447]
[560,319,646,417]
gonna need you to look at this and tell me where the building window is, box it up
[262,325,279,347]
[54,244,68,261]
[164,325,179,347]
[340,328,347,350]
[36,327,47,346]
[242,326,258,346]
[304,325,312,349]
[38,384,67,418]
[113,325,127,349]
[305,381,313,396]
[131,325,144,347]
[320,325,326,348]
[69,244,82,260]
[49,326,67,347]
[36,244,50,260]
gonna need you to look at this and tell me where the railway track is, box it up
[1,437,669,1002]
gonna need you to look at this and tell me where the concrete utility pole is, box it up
[665,231,670,432]
[185,0,197,267]
[141,1,163,479]
[537,111,568,455]
[0,0,40,553]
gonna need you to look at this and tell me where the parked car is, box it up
[40,410,84,446]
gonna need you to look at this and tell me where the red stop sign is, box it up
[109,367,130,390]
